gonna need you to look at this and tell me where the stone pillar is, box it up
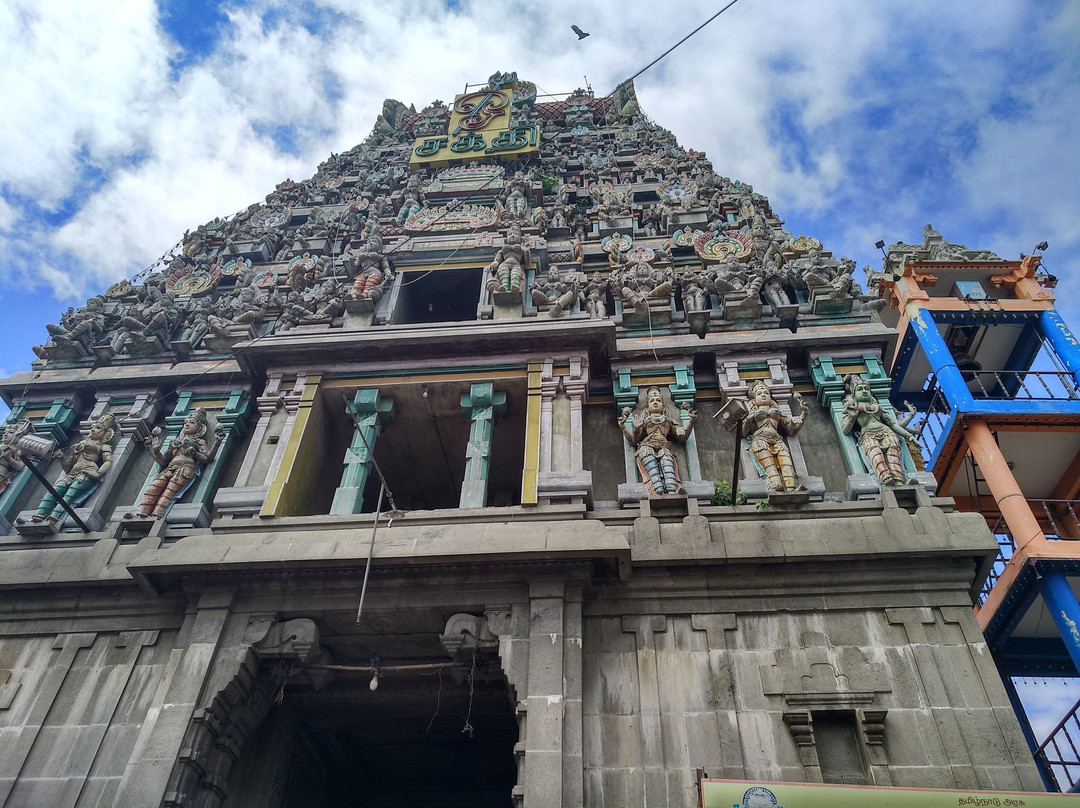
[536,357,593,506]
[330,389,393,514]
[459,382,507,509]
[113,590,236,806]
[261,374,322,517]
[523,580,565,806]
[214,374,301,520]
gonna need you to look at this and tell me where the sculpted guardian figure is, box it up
[30,414,116,524]
[743,380,808,493]
[618,387,696,496]
[130,409,225,519]
[841,375,916,486]
[486,224,530,293]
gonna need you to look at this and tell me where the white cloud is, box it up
[0,0,1076,311]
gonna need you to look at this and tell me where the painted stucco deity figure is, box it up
[0,419,31,495]
[486,224,531,293]
[130,409,225,519]
[348,228,393,301]
[618,387,696,496]
[530,267,578,318]
[743,380,808,493]
[31,414,116,524]
[841,375,916,487]
[502,171,530,220]
[614,251,673,315]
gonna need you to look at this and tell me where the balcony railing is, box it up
[1036,693,1080,792]
[963,369,1080,401]
[978,500,1080,604]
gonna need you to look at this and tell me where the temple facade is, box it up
[0,73,1058,806]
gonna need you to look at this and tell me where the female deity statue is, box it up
[743,380,808,493]
[618,387,697,496]
[841,375,916,486]
[130,409,225,518]
[486,224,530,293]
[30,414,116,523]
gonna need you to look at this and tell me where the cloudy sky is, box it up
[0,0,1078,739]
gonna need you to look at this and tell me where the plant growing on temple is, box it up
[713,478,746,506]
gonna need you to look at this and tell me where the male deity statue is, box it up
[530,267,578,318]
[742,380,808,493]
[618,387,697,496]
[841,375,917,487]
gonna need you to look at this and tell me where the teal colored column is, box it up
[1040,309,1080,389]
[1037,568,1080,678]
[909,307,974,409]
[613,368,640,484]
[193,389,251,503]
[0,399,77,522]
[668,364,700,481]
[331,389,394,514]
[459,383,506,509]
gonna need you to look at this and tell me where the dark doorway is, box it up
[229,660,518,806]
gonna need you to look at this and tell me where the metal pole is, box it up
[356,482,385,622]
[20,457,92,533]
[731,421,742,503]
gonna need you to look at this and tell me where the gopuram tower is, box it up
[0,72,1061,807]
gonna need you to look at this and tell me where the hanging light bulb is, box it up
[369,651,382,692]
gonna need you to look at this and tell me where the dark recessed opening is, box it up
[394,268,482,324]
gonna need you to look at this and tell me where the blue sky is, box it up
[1,0,1079,739]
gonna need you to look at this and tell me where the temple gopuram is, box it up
[1,71,1074,807]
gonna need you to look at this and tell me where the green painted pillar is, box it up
[613,368,640,484]
[459,383,507,509]
[0,399,77,521]
[331,389,393,514]
[193,389,251,503]
[668,364,700,481]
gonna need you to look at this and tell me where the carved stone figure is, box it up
[34,296,106,358]
[678,269,711,313]
[743,380,808,493]
[618,387,696,496]
[486,224,530,293]
[30,414,116,523]
[583,277,609,319]
[530,267,578,317]
[841,375,916,487]
[502,171,530,220]
[0,420,31,494]
[348,229,393,301]
[129,409,225,518]
[613,249,673,315]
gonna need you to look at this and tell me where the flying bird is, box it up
[571,25,590,40]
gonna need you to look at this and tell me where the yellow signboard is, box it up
[701,780,1072,808]
[409,71,540,169]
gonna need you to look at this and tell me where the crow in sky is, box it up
[571,25,590,40]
